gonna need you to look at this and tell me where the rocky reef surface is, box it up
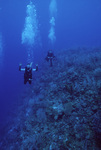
[0,47,101,150]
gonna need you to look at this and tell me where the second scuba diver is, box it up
[45,50,55,67]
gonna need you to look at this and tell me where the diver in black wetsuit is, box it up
[19,63,38,84]
[45,50,55,67]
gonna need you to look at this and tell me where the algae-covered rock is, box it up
[63,102,73,116]
[1,48,101,150]
[94,68,101,81]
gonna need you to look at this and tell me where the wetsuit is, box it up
[46,51,55,66]
[24,67,32,84]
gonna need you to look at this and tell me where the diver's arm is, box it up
[19,64,25,71]
[32,69,36,71]
[20,68,25,71]
[32,64,38,71]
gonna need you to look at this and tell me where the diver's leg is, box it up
[24,79,27,84]
[29,80,31,84]
[50,58,53,67]
[24,74,27,84]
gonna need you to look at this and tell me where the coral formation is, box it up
[0,47,101,149]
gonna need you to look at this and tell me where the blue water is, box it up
[0,0,101,126]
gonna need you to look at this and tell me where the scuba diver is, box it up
[19,63,38,84]
[45,50,55,67]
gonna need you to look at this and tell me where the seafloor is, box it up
[0,47,101,150]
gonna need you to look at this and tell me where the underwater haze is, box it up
[0,0,101,149]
